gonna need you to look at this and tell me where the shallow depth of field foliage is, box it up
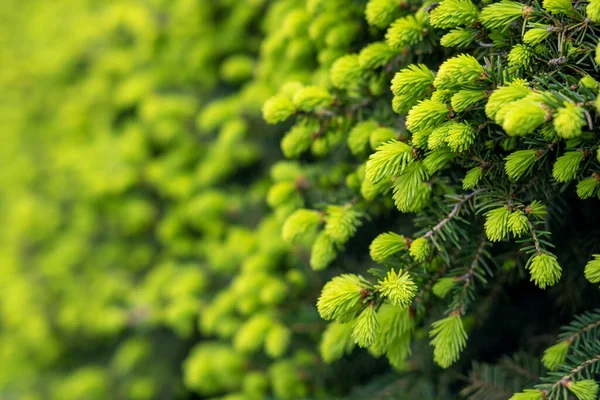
[2,0,600,399]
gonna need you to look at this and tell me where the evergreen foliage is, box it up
[3,0,600,398]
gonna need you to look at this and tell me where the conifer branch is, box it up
[565,320,600,344]
[454,239,488,314]
[549,354,600,393]
[527,219,542,254]
[423,189,485,240]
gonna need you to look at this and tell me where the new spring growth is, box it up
[423,147,455,175]
[588,0,600,21]
[508,210,528,237]
[370,127,398,150]
[542,0,573,15]
[509,389,545,400]
[386,13,427,49]
[525,200,548,219]
[267,181,297,208]
[484,207,511,242]
[451,89,487,113]
[523,27,551,45]
[429,0,478,28]
[554,102,585,139]
[359,42,396,70]
[330,54,362,89]
[541,340,570,370]
[432,277,457,298]
[444,122,476,153]
[391,64,434,113]
[507,44,534,69]
[566,379,599,400]
[369,232,408,263]
[433,54,485,90]
[431,89,455,104]
[426,121,475,154]
[428,122,453,150]
[429,313,468,368]
[320,322,355,363]
[576,175,600,199]
[370,305,413,366]
[392,162,432,213]
[352,303,379,348]
[263,95,296,124]
[310,232,337,271]
[376,269,418,308]
[184,344,245,396]
[440,28,479,48]
[292,86,332,112]
[462,167,483,190]
[324,205,363,244]
[234,313,274,353]
[365,0,401,28]
[360,175,390,201]
[269,360,307,399]
[391,64,435,97]
[406,99,450,133]
[553,151,584,183]
[317,274,371,322]
[584,254,600,284]
[528,253,562,289]
[282,209,322,242]
[479,0,534,30]
[244,372,269,397]
[348,120,379,155]
[409,237,430,262]
[580,75,599,90]
[499,94,550,136]
[485,79,531,120]
[412,129,433,149]
[505,149,542,181]
[281,124,313,158]
[365,140,414,183]
[265,324,291,358]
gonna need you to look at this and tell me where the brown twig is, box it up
[422,189,486,240]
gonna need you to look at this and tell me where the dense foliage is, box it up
[2,0,600,399]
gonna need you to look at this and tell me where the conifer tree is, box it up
[2,0,600,398]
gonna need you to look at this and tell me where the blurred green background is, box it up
[0,0,319,398]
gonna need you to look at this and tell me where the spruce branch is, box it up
[564,320,600,344]
[453,239,489,315]
[548,354,600,395]
[527,219,543,254]
[423,189,486,240]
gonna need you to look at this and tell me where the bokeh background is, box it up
[1,0,330,398]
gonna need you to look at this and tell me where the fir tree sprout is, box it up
[352,304,380,348]
[429,0,479,28]
[433,54,485,90]
[375,269,418,308]
[584,255,600,284]
[365,0,401,28]
[479,0,533,30]
[553,151,585,182]
[317,274,371,322]
[386,13,428,49]
[369,232,407,263]
[429,313,468,368]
